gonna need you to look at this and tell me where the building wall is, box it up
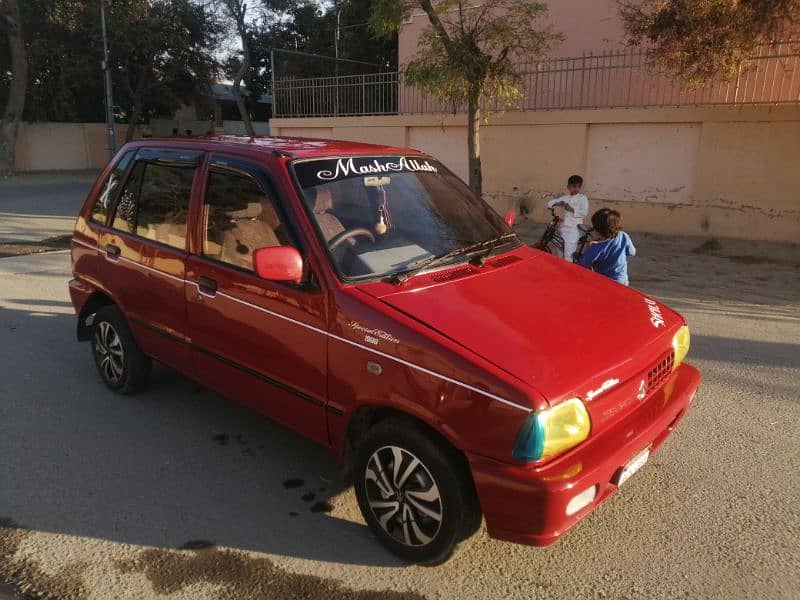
[271,105,800,242]
[13,122,134,172]
[399,1,628,66]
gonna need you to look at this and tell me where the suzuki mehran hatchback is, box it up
[70,136,700,564]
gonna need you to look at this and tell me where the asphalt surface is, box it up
[0,173,96,242]
[0,177,798,599]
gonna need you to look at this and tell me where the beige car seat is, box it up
[312,187,346,243]
[218,196,282,271]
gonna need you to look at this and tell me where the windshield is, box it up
[292,155,514,281]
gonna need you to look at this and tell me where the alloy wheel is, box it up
[364,445,443,547]
[94,321,124,384]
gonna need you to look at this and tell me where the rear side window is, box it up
[91,150,135,223]
[111,160,195,250]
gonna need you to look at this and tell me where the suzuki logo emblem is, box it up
[637,380,647,401]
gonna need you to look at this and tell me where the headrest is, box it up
[312,187,333,213]
[229,201,262,220]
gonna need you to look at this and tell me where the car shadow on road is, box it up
[0,302,405,569]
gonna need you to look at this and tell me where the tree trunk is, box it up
[125,102,142,143]
[466,93,482,198]
[232,7,255,138]
[0,0,26,177]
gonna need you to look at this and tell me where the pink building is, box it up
[399,0,629,65]
[270,4,800,242]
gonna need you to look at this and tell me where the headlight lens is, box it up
[672,325,691,369]
[513,398,592,462]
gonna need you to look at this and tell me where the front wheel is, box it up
[353,418,481,565]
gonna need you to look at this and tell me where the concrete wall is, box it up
[271,105,800,242]
[13,122,134,172]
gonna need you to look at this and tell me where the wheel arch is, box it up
[342,405,479,505]
[77,290,117,341]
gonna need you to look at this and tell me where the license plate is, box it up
[615,447,650,486]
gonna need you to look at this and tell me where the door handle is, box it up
[105,243,121,258]
[197,275,218,296]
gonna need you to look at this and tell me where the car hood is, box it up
[360,249,683,401]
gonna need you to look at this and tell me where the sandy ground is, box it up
[0,196,798,598]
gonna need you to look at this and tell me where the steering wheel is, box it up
[328,227,376,252]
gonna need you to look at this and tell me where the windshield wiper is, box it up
[389,233,518,284]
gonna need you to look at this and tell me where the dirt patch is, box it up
[0,236,71,259]
[692,238,723,254]
[117,547,425,600]
[0,518,87,600]
[723,254,800,268]
[179,540,216,551]
[310,501,334,514]
[212,433,230,446]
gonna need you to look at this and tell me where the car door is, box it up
[185,154,328,445]
[101,147,202,375]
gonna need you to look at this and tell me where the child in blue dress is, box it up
[579,209,636,285]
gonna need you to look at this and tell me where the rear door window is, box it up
[110,150,200,250]
[91,150,135,224]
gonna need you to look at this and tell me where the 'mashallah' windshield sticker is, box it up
[295,156,439,185]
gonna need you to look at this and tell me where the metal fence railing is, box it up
[273,42,800,118]
[274,72,399,118]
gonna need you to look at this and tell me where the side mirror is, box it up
[252,246,303,284]
[504,210,516,229]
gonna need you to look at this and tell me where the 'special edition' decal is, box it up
[349,321,400,346]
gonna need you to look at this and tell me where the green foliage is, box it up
[0,0,222,122]
[370,0,561,113]
[251,0,397,81]
[620,0,800,86]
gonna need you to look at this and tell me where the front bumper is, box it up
[468,363,701,546]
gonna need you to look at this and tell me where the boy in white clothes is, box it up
[546,175,589,261]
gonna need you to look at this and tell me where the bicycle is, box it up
[534,208,594,264]
[574,224,594,263]
[533,207,564,256]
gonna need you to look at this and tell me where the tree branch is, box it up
[419,0,455,56]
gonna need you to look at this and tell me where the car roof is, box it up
[126,135,426,160]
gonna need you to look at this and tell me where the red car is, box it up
[69,136,699,564]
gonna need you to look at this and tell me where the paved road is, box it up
[0,173,96,242]
[0,180,798,598]
[0,249,798,599]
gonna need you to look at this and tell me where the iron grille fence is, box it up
[273,42,800,118]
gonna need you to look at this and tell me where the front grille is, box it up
[647,350,675,392]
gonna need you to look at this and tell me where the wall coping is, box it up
[271,104,800,129]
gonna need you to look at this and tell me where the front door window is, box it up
[203,165,292,272]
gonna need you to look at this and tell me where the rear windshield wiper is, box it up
[389,233,518,284]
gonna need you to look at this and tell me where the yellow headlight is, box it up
[513,398,592,462]
[540,398,592,459]
[672,325,691,369]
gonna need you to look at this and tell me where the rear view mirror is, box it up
[253,246,303,284]
[504,210,516,229]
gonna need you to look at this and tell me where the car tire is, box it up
[353,417,481,565]
[91,305,151,394]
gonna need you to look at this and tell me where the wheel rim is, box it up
[364,446,443,547]
[94,321,124,384]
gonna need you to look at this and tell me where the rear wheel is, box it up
[353,418,481,565]
[91,305,151,394]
